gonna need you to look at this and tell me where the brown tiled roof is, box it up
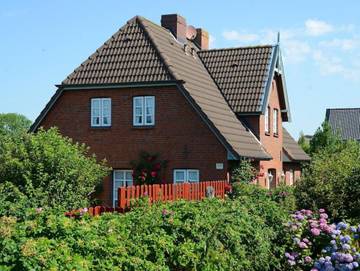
[33,16,271,160]
[139,17,270,159]
[63,18,173,84]
[283,128,310,162]
[198,46,274,113]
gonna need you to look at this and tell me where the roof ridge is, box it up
[327,107,360,111]
[136,16,177,80]
[199,44,276,53]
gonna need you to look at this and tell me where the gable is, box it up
[62,17,173,85]
[198,45,291,121]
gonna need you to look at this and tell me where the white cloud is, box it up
[319,38,360,51]
[282,40,311,63]
[222,30,259,42]
[305,19,334,36]
[312,50,360,80]
[209,34,216,49]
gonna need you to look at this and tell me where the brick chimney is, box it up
[161,14,187,43]
[194,28,209,50]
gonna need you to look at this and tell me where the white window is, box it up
[91,98,111,127]
[113,170,133,207]
[273,109,278,135]
[133,96,155,126]
[173,169,199,183]
[265,106,270,134]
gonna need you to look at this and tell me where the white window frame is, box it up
[265,106,270,134]
[273,108,278,135]
[91,98,111,127]
[173,169,200,184]
[133,96,155,126]
[113,170,133,207]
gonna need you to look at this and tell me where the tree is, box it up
[298,131,310,154]
[309,121,341,155]
[0,128,110,210]
[231,159,257,184]
[0,113,32,137]
[294,140,360,221]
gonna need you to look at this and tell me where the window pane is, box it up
[134,97,143,107]
[273,109,278,134]
[125,171,132,180]
[115,171,124,180]
[92,117,100,125]
[188,170,199,182]
[135,116,142,124]
[265,107,269,132]
[175,171,185,182]
[135,108,142,115]
[146,115,153,124]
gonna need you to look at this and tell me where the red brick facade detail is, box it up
[241,79,301,188]
[39,86,228,205]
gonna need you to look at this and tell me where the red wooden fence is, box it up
[118,180,227,210]
[65,180,228,218]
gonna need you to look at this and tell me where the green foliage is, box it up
[0,128,110,210]
[0,192,291,271]
[298,131,310,154]
[295,140,360,222]
[309,121,341,155]
[269,182,297,212]
[130,151,167,184]
[0,113,32,137]
[231,159,257,184]
[230,182,293,269]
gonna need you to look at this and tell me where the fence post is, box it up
[119,187,126,209]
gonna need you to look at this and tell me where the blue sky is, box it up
[1,0,359,138]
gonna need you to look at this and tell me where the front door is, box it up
[268,169,277,189]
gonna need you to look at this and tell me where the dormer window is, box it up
[91,98,111,127]
[133,96,155,126]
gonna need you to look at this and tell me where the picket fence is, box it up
[65,180,228,217]
[118,180,227,209]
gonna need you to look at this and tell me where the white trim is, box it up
[265,106,270,133]
[91,98,111,127]
[133,96,155,126]
[173,169,199,184]
[112,169,133,207]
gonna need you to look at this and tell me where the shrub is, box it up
[0,113,31,137]
[294,140,360,222]
[0,197,288,271]
[0,128,110,211]
[230,182,292,270]
[231,159,257,184]
[284,209,360,271]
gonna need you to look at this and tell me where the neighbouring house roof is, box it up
[31,15,275,160]
[325,108,360,141]
[198,45,291,121]
[282,128,310,162]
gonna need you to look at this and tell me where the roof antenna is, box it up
[277,32,280,44]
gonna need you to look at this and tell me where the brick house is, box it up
[30,14,309,206]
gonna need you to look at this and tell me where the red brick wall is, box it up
[241,79,284,188]
[39,86,228,205]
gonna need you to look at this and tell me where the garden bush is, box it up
[294,140,360,222]
[284,209,360,271]
[0,128,110,211]
[0,196,290,271]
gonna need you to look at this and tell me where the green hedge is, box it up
[0,194,290,271]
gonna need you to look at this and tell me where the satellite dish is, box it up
[186,25,197,40]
